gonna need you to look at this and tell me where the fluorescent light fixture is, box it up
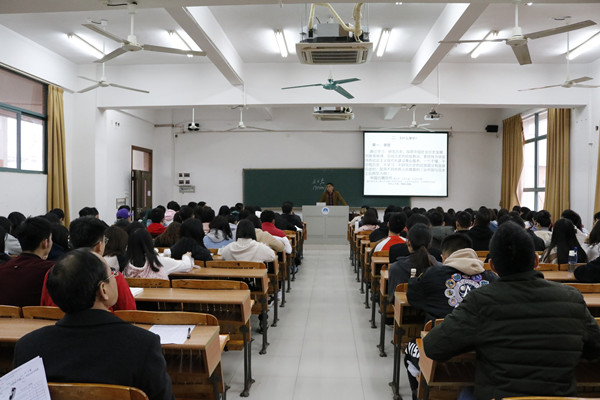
[567,30,600,60]
[274,29,288,58]
[470,30,498,59]
[376,28,391,57]
[168,30,195,58]
[67,33,103,59]
[395,2,403,5]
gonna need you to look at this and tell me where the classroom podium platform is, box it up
[302,205,349,244]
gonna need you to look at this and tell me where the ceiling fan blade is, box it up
[511,43,532,65]
[108,83,150,94]
[245,125,274,132]
[142,44,206,57]
[82,23,128,44]
[525,20,596,40]
[332,78,360,85]
[77,75,99,83]
[518,84,562,91]
[439,38,506,44]
[332,85,354,99]
[77,83,102,93]
[571,76,593,84]
[95,47,127,63]
[572,84,600,88]
[282,83,323,90]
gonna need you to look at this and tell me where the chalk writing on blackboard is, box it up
[312,177,326,191]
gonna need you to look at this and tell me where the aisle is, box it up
[220,243,412,399]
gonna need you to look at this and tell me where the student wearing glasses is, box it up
[14,248,174,400]
[40,216,137,311]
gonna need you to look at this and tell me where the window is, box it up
[0,67,47,173]
[520,110,547,211]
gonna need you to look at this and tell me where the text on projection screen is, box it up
[363,131,448,197]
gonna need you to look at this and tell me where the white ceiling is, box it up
[0,1,599,123]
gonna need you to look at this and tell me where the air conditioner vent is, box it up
[297,42,372,65]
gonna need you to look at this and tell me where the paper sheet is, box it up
[149,325,195,344]
[0,356,51,400]
[130,287,144,297]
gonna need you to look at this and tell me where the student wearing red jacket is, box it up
[40,216,136,311]
[260,210,286,238]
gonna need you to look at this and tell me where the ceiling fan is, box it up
[77,22,149,93]
[520,22,600,91]
[440,0,596,65]
[400,106,433,131]
[282,75,360,99]
[227,107,273,132]
[83,2,206,63]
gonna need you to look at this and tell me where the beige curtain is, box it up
[500,114,524,210]
[47,85,70,226]
[544,108,570,223]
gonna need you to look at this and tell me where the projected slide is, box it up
[363,131,448,197]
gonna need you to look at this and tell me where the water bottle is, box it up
[410,268,417,278]
[568,247,578,273]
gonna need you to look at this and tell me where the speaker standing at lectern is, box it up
[318,182,347,206]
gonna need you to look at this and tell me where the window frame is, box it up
[0,89,48,174]
[521,110,547,211]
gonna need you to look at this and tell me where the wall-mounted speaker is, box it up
[485,125,498,133]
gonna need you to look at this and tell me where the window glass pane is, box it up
[20,116,44,171]
[522,142,535,188]
[537,138,547,188]
[0,108,17,168]
[538,111,548,137]
[521,191,534,210]
[132,149,151,172]
[0,68,45,115]
[537,191,546,212]
[523,114,535,141]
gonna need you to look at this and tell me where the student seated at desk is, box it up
[14,248,174,400]
[374,212,407,252]
[423,222,600,400]
[540,218,587,264]
[170,219,213,262]
[355,208,379,232]
[153,221,181,248]
[203,216,233,249]
[123,229,193,279]
[243,214,286,254]
[388,213,442,264]
[146,207,166,238]
[221,220,276,263]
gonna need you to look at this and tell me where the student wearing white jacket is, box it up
[221,220,276,263]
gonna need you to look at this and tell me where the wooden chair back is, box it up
[564,283,600,293]
[125,277,171,288]
[114,310,218,326]
[48,382,148,400]
[208,248,219,255]
[21,306,65,320]
[154,247,168,254]
[205,260,265,269]
[558,263,587,271]
[423,318,444,332]
[475,250,489,260]
[536,263,559,271]
[171,279,249,291]
[0,305,22,318]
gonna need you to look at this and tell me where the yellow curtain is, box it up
[500,114,524,209]
[596,136,600,215]
[47,85,70,226]
[544,108,570,223]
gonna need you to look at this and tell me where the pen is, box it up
[187,327,191,339]
[9,387,16,400]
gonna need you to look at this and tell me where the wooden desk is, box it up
[0,319,224,400]
[134,287,254,396]
[543,270,576,282]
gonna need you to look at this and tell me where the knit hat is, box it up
[116,208,133,219]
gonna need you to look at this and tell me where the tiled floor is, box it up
[221,244,413,400]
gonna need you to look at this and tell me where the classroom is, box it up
[1,1,600,399]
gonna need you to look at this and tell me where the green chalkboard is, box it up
[243,168,410,208]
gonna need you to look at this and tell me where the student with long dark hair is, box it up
[387,223,441,302]
[541,218,587,264]
[103,225,129,272]
[124,229,193,279]
[153,222,181,248]
[170,219,213,262]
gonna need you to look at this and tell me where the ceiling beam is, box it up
[410,2,488,85]
[166,6,244,86]
[383,106,401,120]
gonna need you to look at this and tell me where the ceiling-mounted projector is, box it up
[187,123,200,131]
[313,106,354,121]
[424,108,442,121]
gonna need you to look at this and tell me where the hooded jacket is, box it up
[202,229,233,249]
[221,238,276,263]
[406,248,498,319]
